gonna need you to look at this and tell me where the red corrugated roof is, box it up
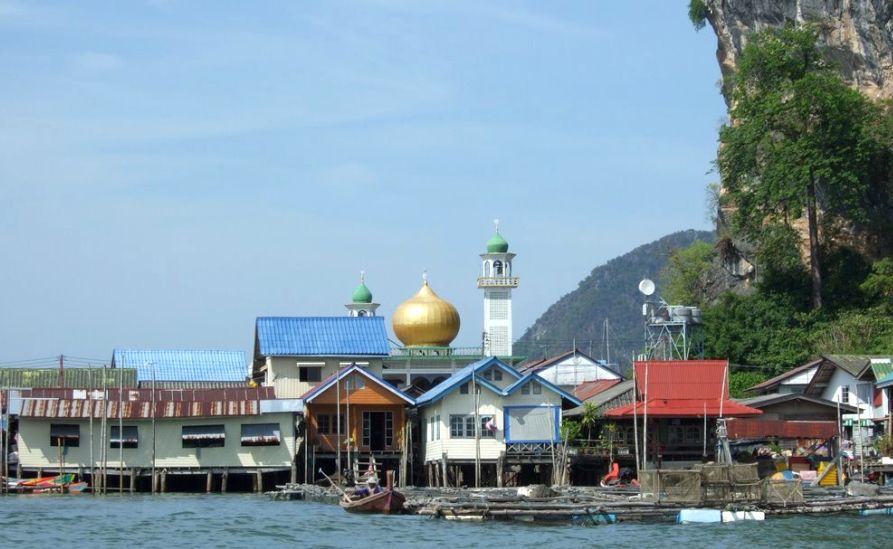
[573,379,622,401]
[726,419,839,439]
[18,386,276,419]
[605,399,761,418]
[604,360,761,418]
[633,360,731,400]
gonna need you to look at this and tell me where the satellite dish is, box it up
[638,278,655,296]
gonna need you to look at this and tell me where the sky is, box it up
[0,0,727,365]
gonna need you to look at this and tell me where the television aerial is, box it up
[638,278,655,297]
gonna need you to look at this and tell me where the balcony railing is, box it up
[477,276,520,288]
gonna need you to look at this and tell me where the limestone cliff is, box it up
[701,0,893,102]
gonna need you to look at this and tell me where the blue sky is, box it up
[0,1,726,363]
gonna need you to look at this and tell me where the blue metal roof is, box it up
[415,356,582,407]
[255,316,390,357]
[415,357,521,406]
[112,349,248,383]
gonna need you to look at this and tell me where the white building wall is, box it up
[17,413,297,469]
[265,357,383,398]
[421,381,563,462]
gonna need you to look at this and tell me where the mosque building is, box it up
[362,226,524,393]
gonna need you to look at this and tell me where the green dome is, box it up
[352,282,373,303]
[486,232,509,253]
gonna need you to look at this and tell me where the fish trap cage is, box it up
[639,464,763,504]
[762,479,804,505]
[638,470,702,504]
[697,463,762,504]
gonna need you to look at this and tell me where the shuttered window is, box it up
[182,425,226,448]
[240,423,281,446]
[50,424,80,447]
[110,425,139,449]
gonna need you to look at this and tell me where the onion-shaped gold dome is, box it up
[392,279,460,347]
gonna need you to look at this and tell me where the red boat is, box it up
[340,471,405,514]
[340,488,406,514]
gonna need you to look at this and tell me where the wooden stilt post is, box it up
[160,470,167,493]
[256,470,263,493]
[130,468,136,493]
[152,471,158,494]
[221,469,228,493]
[206,471,213,493]
[497,452,505,488]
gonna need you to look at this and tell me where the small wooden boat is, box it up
[341,488,406,514]
[340,471,405,514]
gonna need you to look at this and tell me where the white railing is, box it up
[477,276,520,288]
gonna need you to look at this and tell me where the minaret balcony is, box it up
[477,276,520,288]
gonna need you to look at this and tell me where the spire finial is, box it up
[494,218,500,234]
[422,269,428,284]
[360,270,366,284]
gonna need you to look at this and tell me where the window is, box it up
[460,382,469,394]
[840,385,850,404]
[317,414,345,435]
[480,416,496,438]
[448,415,492,438]
[450,415,465,438]
[521,383,530,395]
[241,423,281,446]
[50,424,80,447]
[346,376,365,391]
[494,260,503,275]
[481,368,503,382]
[182,425,226,448]
[532,382,542,395]
[110,425,139,449]
[434,415,440,440]
[299,366,322,382]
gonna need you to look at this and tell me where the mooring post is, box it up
[497,452,505,488]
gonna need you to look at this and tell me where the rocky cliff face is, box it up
[703,0,893,102]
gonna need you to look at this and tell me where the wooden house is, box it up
[301,364,414,484]
[415,357,581,488]
[605,360,761,469]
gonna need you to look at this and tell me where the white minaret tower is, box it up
[478,220,519,357]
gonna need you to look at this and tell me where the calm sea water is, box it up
[3,493,893,548]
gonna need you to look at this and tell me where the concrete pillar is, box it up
[160,470,167,493]
[440,457,448,488]
[255,470,263,493]
[206,471,213,493]
[221,470,228,493]
[130,468,136,493]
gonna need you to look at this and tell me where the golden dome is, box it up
[392,279,460,347]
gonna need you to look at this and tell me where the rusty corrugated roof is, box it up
[18,386,275,419]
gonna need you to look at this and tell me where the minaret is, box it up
[477,220,519,356]
[345,271,380,317]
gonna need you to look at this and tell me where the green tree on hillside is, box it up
[660,240,714,307]
[718,26,881,310]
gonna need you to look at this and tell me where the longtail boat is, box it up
[340,471,405,514]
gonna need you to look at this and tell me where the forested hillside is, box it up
[516,229,715,371]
